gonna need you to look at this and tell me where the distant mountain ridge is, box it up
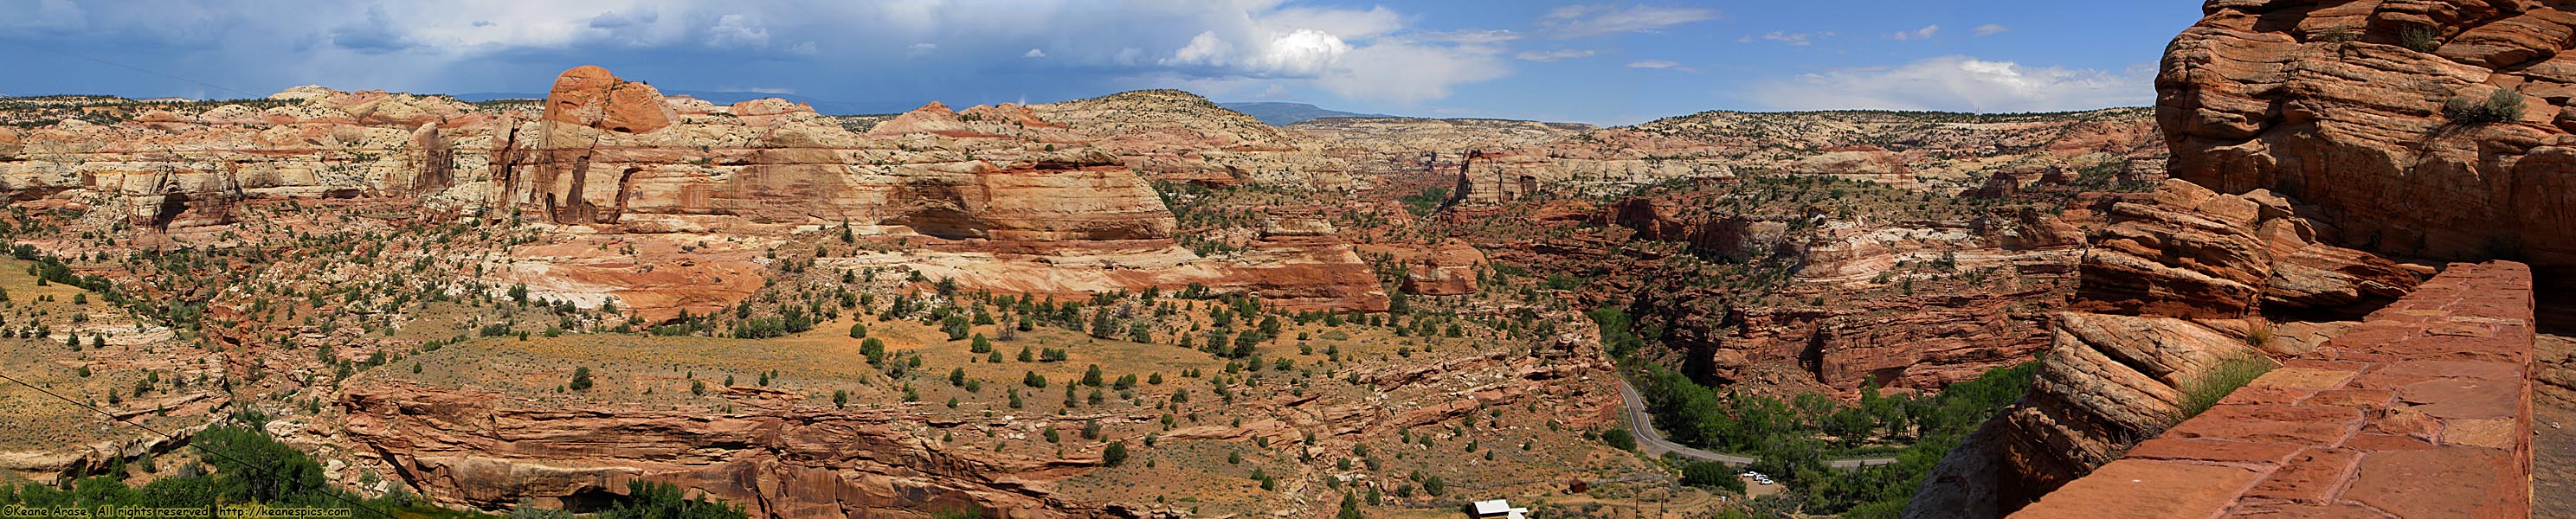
[1219,101,1393,125]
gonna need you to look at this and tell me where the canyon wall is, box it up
[0,66,1392,317]
[2159,0,2576,284]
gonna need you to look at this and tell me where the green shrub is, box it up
[1680,461,1745,493]
[2399,26,2442,52]
[2444,87,2525,125]
[1102,440,1128,467]
[1600,427,1636,452]
[2180,356,2276,418]
[2316,26,2360,43]
[598,480,746,519]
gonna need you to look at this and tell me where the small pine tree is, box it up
[569,367,594,391]
[1102,440,1128,467]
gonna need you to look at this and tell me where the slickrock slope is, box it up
[1024,90,1357,188]
[2012,261,2534,519]
[2160,0,2576,283]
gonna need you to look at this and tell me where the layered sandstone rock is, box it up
[1595,197,1796,261]
[341,383,1102,519]
[504,67,1176,240]
[2078,179,2428,319]
[2160,0,2576,283]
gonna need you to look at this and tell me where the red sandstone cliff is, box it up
[2159,0,2576,283]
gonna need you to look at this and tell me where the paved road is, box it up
[1612,376,1898,469]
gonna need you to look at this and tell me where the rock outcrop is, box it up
[2011,261,2535,519]
[1907,179,2436,518]
[341,383,1101,519]
[2077,179,2428,319]
[1401,240,1484,296]
[2159,0,2576,285]
[504,67,1177,239]
[1595,197,1795,261]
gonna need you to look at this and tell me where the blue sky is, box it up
[0,1,2202,125]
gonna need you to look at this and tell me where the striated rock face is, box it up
[1216,220,1393,312]
[1624,281,2066,399]
[1807,293,2060,392]
[0,66,1411,317]
[505,67,1177,240]
[1595,197,1795,261]
[341,383,1104,519]
[2159,0,2576,283]
[2078,179,2428,319]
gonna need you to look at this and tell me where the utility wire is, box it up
[0,371,398,518]
[2,41,259,99]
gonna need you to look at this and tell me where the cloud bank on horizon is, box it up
[0,0,2199,125]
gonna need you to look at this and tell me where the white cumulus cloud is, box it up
[1746,55,2154,112]
[1313,37,1506,103]
[1889,24,1937,41]
[1974,23,2011,36]
[1626,60,1683,70]
[705,14,768,48]
[1257,29,1352,76]
[1164,29,1349,77]
[1022,48,1046,58]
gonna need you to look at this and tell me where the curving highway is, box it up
[1611,376,1898,469]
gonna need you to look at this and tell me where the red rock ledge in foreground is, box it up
[2010,261,2534,518]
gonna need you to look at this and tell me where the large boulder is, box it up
[540,65,675,134]
[2078,179,2427,319]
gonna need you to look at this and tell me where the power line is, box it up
[0,371,398,518]
[2,40,258,99]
